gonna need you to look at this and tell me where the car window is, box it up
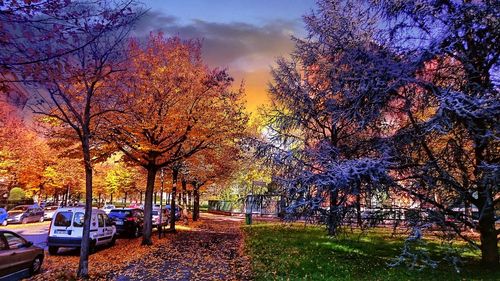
[54,212,73,227]
[73,212,84,227]
[10,206,28,212]
[98,214,104,227]
[109,210,131,218]
[0,235,6,250]
[4,232,27,249]
[102,214,112,226]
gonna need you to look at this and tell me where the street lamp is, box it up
[158,167,165,238]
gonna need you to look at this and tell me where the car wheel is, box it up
[1,220,6,226]
[48,246,59,255]
[109,235,116,246]
[89,240,97,254]
[39,217,44,223]
[22,218,28,224]
[30,255,43,275]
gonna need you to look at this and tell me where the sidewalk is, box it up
[112,213,251,281]
[29,213,251,281]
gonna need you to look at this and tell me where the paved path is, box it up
[113,213,252,281]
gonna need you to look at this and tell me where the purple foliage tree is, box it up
[262,0,499,266]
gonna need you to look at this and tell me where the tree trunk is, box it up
[110,193,113,205]
[188,190,192,212]
[193,184,200,221]
[154,192,157,205]
[327,189,339,236]
[141,166,157,245]
[77,136,92,279]
[355,193,362,227]
[182,180,187,208]
[124,191,127,205]
[477,192,499,266]
[170,167,179,231]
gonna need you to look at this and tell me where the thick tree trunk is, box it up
[473,125,499,266]
[477,193,499,266]
[141,166,157,245]
[77,136,92,279]
[193,184,200,221]
[170,167,178,231]
[110,193,113,204]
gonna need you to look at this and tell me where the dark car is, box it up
[108,208,144,237]
[6,205,44,224]
[164,205,182,221]
[0,230,44,280]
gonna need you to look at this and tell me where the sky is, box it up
[138,0,317,113]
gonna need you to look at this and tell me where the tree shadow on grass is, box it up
[244,223,499,281]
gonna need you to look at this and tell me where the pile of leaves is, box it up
[29,214,251,280]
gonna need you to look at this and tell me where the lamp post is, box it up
[158,168,165,238]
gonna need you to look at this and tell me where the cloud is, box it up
[133,11,298,71]
[132,11,302,113]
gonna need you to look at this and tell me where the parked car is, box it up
[0,230,44,279]
[128,203,144,209]
[108,208,144,237]
[152,208,168,229]
[164,205,182,221]
[0,208,7,226]
[47,207,116,255]
[43,206,59,220]
[6,205,44,224]
[102,204,116,214]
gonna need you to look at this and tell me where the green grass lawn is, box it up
[243,222,499,281]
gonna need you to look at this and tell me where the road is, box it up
[1,221,50,249]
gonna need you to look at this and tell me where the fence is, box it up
[208,195,284,217]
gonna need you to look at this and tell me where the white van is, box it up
[47,207,116,255]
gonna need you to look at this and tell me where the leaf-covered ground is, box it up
[28,213,251,281]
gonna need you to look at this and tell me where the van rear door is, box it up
[51,211,74,237]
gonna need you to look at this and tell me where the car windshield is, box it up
[9,206,28,212]
[54,211,73,227]
[109,210,131,218]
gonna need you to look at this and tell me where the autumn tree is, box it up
[0,102,56,198]
[22,1,143,277]
[106,33,247,244]
[182,142,242,221]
